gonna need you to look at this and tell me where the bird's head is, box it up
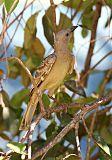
[55,26,78,43]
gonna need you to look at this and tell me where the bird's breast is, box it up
[39,54,72,91]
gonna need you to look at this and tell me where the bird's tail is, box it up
[19,92,39,130]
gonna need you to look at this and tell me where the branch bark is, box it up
[50,0,56,34]
[85,111,96,160]
[32,91,112,159]
[81,0,102,86]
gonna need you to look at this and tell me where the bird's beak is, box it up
[70,26,78,32]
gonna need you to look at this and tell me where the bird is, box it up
[19,26,78,130]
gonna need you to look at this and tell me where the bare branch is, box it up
[75,122,81,158]
[27,133,32,160]
[91,51,112,70]
[81,0,102,86]
[32,91,112,159]
[85,111,96,160]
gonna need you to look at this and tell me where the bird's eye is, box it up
[66,33,69,36]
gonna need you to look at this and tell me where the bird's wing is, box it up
[30,53,57,95]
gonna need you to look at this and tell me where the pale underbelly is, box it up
[40,61,70,91]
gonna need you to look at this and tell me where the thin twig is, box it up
[82,115,110,160]
[94,39,110,55]
[76,35,110,57]
[91,51,112,70]
[5,0,37,32]
[80,51,112,85]
[96,106,112,116]
[0,56,33,84]
[20,131,29,143]
[75,122,81,158]
[20,112,45,143]
[0,5,7,45]
[81,116,89,135]
[85,111,96,160]
[5,16,22,53]
[27,131,33,160]
[99,69,112,95]
[21,92,112,143]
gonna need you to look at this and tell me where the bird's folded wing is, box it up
[30,53,57,95]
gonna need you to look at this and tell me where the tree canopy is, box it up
[0,0,112,160]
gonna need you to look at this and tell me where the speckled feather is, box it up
[19,27,77,130]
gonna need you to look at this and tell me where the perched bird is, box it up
[19,26,78,130]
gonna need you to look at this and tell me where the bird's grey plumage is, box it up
[19,26,78,130]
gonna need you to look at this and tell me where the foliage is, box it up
[0,0,112,160]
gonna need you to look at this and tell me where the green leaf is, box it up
[93,133,111,157]
[63,0,95,11]
[9,119,19,136]
[55,92,72,104]
[63,0,82,9]
[24,12,38,49]
[4,0,19,13]
[10,89,29,108]
[29,37,45,57]
[7,142,26,155]
[64,80,86,97]
[81,28,88,38]
[105,0,112,8]
[42,94,50,106]
[24,12,45,58]
[8,60,20,79]
[9,153,21,160]
[57,13,74,51]
[15,47,24,58]
[24,54,42,71]
[65,130,75,144]
[100,125,112,144]
[42,7,54,46]
[57,113,71,127]
[46,120,57,138]
[57,13,72,30]
[20,69,31,88]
